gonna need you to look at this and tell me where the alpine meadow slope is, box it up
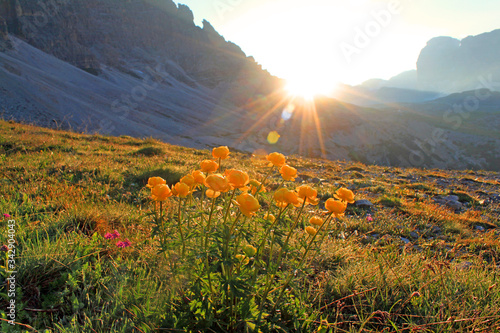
[0,0,499,170]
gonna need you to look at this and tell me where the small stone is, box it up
[474,225,485,232]
[355,199,374,207]
[410,232,419,239]
[400,237,410,244]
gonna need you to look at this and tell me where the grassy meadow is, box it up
[0,119,499,332]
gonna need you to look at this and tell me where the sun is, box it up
[285,76,337,100]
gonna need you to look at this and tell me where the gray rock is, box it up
[442,195,459,202]
[474,225,485,232]
[433,196,462,210]
[311,177,324,184]
[410,231,419,239]
[400,237,410,244]
[355,199,374,207]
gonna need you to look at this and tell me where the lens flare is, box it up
[281,103,295,121]
[267,131,281,144]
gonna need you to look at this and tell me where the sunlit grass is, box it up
[0,120,499,332]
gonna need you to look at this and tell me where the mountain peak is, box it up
[417,29,500,93]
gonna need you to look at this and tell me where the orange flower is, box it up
[212,146,230,159]
[173,182,190,197]
[225,169,250,189]
[305,226,317,236]
[297,185,319,205]
[200,160,219,173]
[309,216,324,226]
[205,174,231,193]
[191,170,206,184]
[274,188,300,208]
[180,174,196,188]
[151,184,172,201]
[266,152,286,167]
[325,199,347,217]
[280,164,297,181]
[147,177,166,188]
[264,213,275,222]
[334,187,355,204]
[205,189,220,199]
[236,193,260,217]
[248,179,265,195]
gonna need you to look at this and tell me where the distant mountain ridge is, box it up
[0,0,499,171]
[0,0,280,104]
[416,29,500,94]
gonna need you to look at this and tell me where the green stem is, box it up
[204,197,217,299]
[256,200,306,325]
[177,197,186,257]
[254,166,275,199]
[246,205,288,308]
[270,213,334,315]
[222,189,237,225]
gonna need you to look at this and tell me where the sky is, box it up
[174,0,500,94]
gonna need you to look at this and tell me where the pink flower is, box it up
[104,230,121,240]
[3,214,11,219]
[116,239,131,248]
[366,214,374,222]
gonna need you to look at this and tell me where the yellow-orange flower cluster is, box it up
[325,199,347,218]
[305,226,317,236]
[147,177,166,189]
[236,193,260,217]
[334,188,355,204]
[296,185,319,205]
[191,170,206,184]
[150,183,172,202]
[267,152,286,167]
[200,159,219,173]
[309,216,324,226]
[280,164,297,181]
[205,174,231,198]
[212,146,230,160]
[225,169,249,189]
[173,182,190,197]
[324,187,355,217]
[274,188,300,208]
[145,147,355,239]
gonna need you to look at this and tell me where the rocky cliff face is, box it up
[417,30,500,93]
[0,0,280,101]
[0,16,11,50]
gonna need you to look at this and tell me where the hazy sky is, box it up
[174,0,500,90]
